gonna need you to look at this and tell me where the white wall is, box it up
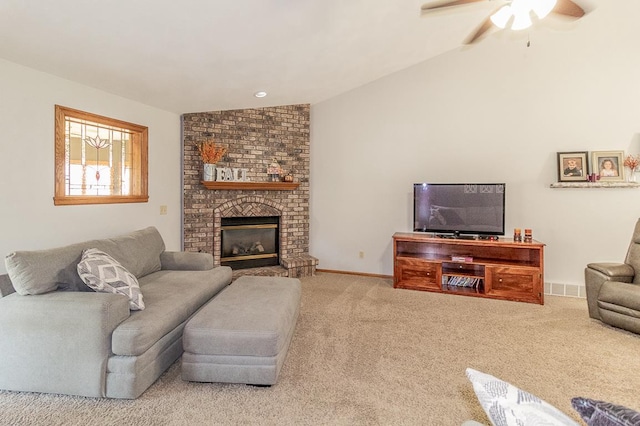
[309,1,640,287]
[0,59,181,275]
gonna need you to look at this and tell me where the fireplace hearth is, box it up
[221,216,279,269]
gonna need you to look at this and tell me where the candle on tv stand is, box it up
[513,228,522,242]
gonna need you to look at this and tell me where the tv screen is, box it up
[413,183,506,236]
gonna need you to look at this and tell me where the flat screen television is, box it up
[413,183,506,237]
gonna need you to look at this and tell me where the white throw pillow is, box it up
[466,368,578,426]
[77,248,145,310]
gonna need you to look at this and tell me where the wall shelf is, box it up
[549,182,640,189]
[200,181,300,191]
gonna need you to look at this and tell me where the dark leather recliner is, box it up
[585,219,640,334]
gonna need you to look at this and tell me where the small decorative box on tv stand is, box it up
[392,232,545,305]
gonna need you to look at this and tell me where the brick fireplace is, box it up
[181,104,317,278]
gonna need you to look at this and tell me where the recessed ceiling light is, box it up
[254,91,267,98]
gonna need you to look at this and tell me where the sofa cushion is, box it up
[466,368,578,426]
[111,266,232,356]
[183,276,302,357]
[77,248,145,310]
[5,227,165,295]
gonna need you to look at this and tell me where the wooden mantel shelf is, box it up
[200,181,300,191]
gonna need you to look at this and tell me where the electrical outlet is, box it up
[359,251,364,259]
[160,205,167,215]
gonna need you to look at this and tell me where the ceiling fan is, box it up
[421,0,588,45]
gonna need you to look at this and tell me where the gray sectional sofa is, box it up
[0,227,232,399]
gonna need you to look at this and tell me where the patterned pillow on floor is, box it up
[77,248,145,310]
[572,397,640,426]
[466,368,579,426]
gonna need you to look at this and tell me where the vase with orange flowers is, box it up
[624,154,640,182]
[196,140,227,181]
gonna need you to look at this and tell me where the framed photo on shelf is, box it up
[592,151,625,181]
[557,151,588,182]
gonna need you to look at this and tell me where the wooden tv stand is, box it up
[393,232,544,304]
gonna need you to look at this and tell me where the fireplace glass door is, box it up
[220,216,279,269]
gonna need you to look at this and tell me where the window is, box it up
[54,105,148,205]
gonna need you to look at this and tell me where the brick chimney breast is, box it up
[182,105,315,277]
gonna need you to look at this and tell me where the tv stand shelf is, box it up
[393,232,545,304]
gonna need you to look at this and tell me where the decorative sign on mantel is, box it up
[215,167,250,182]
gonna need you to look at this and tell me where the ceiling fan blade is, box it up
[421,0,486,12]
[551,0,586,18]
[464,15,494,44]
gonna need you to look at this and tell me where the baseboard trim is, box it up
[316,269,392,279]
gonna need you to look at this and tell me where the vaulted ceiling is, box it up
[0,0,599,113]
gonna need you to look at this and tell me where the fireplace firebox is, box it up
[220,216,279,269]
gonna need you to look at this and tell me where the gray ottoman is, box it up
[181,275,301,385]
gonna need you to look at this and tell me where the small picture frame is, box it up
[557,152,588,182]
[592,151,625,181]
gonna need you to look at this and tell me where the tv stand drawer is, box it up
[394,258,440,290]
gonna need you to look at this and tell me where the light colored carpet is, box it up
[2,272,640,425]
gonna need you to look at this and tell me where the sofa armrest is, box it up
[585,262,635,320]
[587,262,635,279]
[160,251,213,271]
[0,291,130,397]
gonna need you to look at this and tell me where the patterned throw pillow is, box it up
[572,397,640,426]
[77,248,145,310]
[466,368,579,426]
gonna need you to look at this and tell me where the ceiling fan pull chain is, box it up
[527,33,531,47]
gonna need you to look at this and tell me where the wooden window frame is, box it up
[54,105,149,205]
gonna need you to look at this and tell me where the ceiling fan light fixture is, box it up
[511,10,533,30]
[509,0,533,30]
[531,0,557,19]
[490,0,552,31]
[490,5,512,29]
